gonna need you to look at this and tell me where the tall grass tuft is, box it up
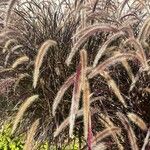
[0,0,150,148]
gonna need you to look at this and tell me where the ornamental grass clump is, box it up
[0,0,150,149]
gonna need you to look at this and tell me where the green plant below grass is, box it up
[0,123,24,150]
[0,123,79,150]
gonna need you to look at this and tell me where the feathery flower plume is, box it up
[87,111,93,150]
[92,142,107,150]
[69,64,82,137]
[143,87,150,93]
[83,78,90,140]
[33,39,57,88]
[80,49,90,140]
[11,45,23,52]
[11,56,29,69]
[122,60,134,82]
[69,49,88,137]
[3,38,17,53]
[101,71,127,107]
[11,95,39,134]
[127,112,147,131]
